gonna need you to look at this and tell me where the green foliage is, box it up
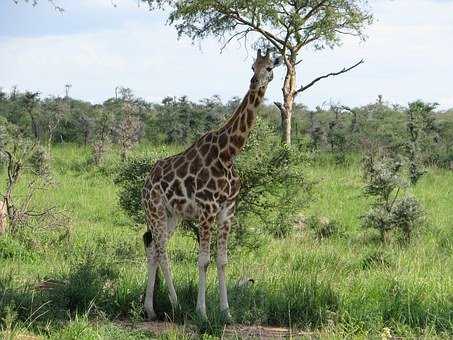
[152,96,225,145]
[143,0,372,52]
[115,118,313,245]
[326,107,348,163]
[406,101,439,184]
[361,155,424,242]
[114,148,171,224]
[236,118,313,239]
[1,146,453,338]
[28,144,51,178]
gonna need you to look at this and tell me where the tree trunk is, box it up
[29,111,39,140]
[278,61,296,145]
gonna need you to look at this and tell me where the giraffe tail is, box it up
[143,230,160,314]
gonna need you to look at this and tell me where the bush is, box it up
[115,118,313,249]
[0,119,55,232]
[114,147,172,224]
[236,118,313,239]
[361,154,424,243]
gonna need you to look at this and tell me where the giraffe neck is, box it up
[218,83,267,157]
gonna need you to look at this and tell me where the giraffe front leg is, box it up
[216,202,234,323]
[196,214,213,321]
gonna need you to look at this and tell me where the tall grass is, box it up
[0,144,452,338]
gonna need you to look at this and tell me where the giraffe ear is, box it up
[273,56,283,68]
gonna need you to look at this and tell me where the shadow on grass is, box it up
[1,258,452,336]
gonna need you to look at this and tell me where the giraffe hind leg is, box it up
[143,228,159,320]
[158,214,179,309]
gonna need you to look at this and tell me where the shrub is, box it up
[115,118,313,249]
[236,118,313,239]
[361,154,424,243]
[0,119,55,233]
[114,147,172,224]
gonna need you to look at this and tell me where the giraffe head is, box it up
[251,48,283,88]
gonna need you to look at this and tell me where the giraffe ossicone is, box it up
[141,48,283,322]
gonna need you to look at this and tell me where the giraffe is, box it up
[141,48,283,322]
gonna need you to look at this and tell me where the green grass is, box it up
[1,145,452,338]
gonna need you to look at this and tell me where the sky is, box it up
[0,0,452,109]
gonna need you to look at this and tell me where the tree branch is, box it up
[303,0,328,21]
[219,27,253,53]
[274,101,284,113]
[295,59,364,96]
[225,9,285,51]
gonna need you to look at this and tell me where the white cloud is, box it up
[0,22,254,102]
[0,0,452,109]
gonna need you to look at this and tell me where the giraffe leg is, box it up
[158,215,179,309]
[143,230,158,320]
[196,213,214,320]
[216,201,235,322]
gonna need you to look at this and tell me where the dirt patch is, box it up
[223,325,313,339]
[119,320,313,339]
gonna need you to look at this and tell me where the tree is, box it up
[406,101,439,184]
[112,88,145,160]
[40,97,67,155]
[23,91,40,140]
[155,96,207,144]
[143,0,372,144]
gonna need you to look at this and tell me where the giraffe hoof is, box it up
[220,309,233,325]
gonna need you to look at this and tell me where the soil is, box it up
[119,320,314,339]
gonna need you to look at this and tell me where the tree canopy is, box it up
[144,0,372,55]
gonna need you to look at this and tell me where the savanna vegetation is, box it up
[0,86,452,338]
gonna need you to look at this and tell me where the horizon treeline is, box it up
[1,87,452,168]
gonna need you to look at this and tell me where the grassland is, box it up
[0,144,452,339]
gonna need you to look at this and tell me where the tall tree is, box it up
[143,0,372,144]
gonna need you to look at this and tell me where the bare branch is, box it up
[295,59,364,96]
[219,27,253,53]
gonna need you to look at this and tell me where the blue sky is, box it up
[1,0,452,109]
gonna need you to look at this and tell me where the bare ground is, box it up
[118,320,316,339]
